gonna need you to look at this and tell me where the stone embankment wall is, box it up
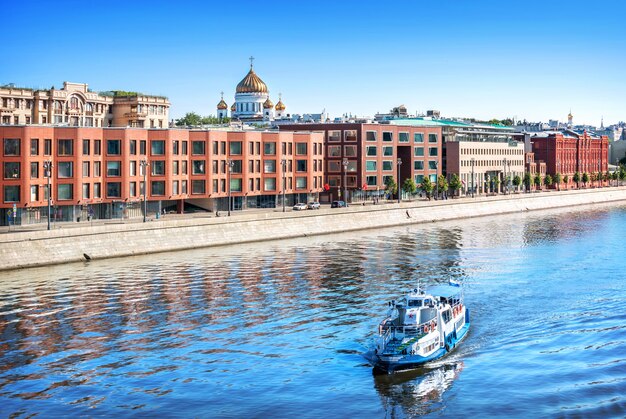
[2,188,626,272]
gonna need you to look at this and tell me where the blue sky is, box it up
[3,0,625,125]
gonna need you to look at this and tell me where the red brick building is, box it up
[529,130,609,189]
[0,126,323,225]
[279,122,443,202]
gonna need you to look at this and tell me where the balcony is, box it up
[124,111,148,118]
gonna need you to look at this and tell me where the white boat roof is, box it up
[426,285,462,298]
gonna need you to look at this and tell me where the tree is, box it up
[513,175,522,192]
[492,176,500,194]
[544,174,553,189]
[563,175,569,190]
[523,172,533,193]
[573,171,581,189]
[175,112,203,126]
[611,171,619,186]
[620,166,626,186]
[448,173,462,198]
[553,173,561,191]
[384,176,397,196]
[437,175,449,199]
[534,173,542,191]
[402,178,417,198]
[420,176,434,200]
[582,172,589,187]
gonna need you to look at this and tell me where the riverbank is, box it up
[2,187,626,272]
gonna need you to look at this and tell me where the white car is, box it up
[293,203,308,211]
[307,202,321,210]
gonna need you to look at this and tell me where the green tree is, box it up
[563,175,569,189]
[385,176,397,196]
[420,176,434,200]
[513,175,522,192]
[448,173,462,198]
[611,171,618,186]
[582,172,589,187]
[534,173,542,191]
[175,112,203,126]
[554,172,562,191]
[437,175,449,199]
[523,172,533,193]
[544,174,553,189]
[573,171,581,189]
[402,178,417,197]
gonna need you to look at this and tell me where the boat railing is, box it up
[379,319,438,339]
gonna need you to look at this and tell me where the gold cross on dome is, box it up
[249,56,255,68]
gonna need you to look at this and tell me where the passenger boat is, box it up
[371,283,470,374]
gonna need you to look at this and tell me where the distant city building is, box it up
[0,126,323,226]
[0,82,169,128]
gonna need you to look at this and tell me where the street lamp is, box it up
[43,160,53,230]
[434,160,439,200]
[503,158,507,195]
[140,159,149,222]
[342,158,349,204]
[507,160,511,194]
[470,158,475,198]
[281,158,287,212]
[227,159,234,216]
[396,157,402,203]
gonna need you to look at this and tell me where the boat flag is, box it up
[449,279,461,287]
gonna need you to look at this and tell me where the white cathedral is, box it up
[217,58,287,122]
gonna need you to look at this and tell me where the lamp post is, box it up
[43,160,52,230]
[140,159,149,222]
[227,159,234,216]
[434,160,439,200]
[598,149,602,188]
[503,158,507,195]
[281,158,287,212]
[507,160,511,194]
[471,158,475,198]
[396,157,402,203]
[342,158,349,204]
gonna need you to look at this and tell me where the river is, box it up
[1,203,625,417]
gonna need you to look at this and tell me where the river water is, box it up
[1,204,625,418]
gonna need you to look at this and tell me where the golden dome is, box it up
[231,103,236,112]
[236,68,268,94]
[263,98,274,109]
[217,99,228,110]
[275,100,286,111]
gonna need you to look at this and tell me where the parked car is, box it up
[293,203,308,211]
[330,200,347,208]
[307,201,321,210]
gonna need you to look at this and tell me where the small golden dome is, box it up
[236,68,268,94]
[217,99,228,110]
[275,100,286,111]
[263,98,274,109]
[231,103,236,112]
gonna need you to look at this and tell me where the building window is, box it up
[94,140,101,155]
[230,141,242,155]
[296,177,307,189]
[344,145,357,157]
[58,184,73,200]
[192,141,205,155]
[107,161,121,177]
[263,142,276,155]
[383,146,393,156]
[58,162,73,178]
[428,161,438,170]
[151,140,165,155]
[366,175,377,186]
[414,133,424,143]
[296,143,307,155]
[31,162,39,179]
[429,133,438,143]
[129,161,136,176]
[93,162,101,177]
[328,146,341,157]
[151,181,165,196]
[382,161,393,171]
[4,162,20,179]
[151,160,165,176]
[382,132,393,142]
[366,146,377,156]
[173,160,179,175]
[172,180,178,195]
[399,132,409,143]
[182,141,188,155]
[192,160,205,175]
[130,140,137,155]
[328,161,340,172]
[230,178,242,192]
[139,140,146,155]
[264,160,276,173]
[30,185,39,202]
[296,160,307,172]
[94,182,101,198]
[231,160,242,174]
[344,130,357,142]
[187,179,203,194]
[414,175,424,184]
[30,139,39,156]
[328,131,341,142]
[44,139,52,156]
[414,161,424,170]
[3,139,20,156]
[414,147,424,157]
[429,147,438,156]
[366,161,377,171]
[129,182,136,197]
[82,183,90,199]
[4,185,20,202]
[83,161,90,177]
[82,139,90,155]
[264,178,276,191]
[58,139,73,156]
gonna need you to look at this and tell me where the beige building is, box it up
[0,81,169,128]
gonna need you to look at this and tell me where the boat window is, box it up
[408,300,422,307]
[443,310,451,323]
